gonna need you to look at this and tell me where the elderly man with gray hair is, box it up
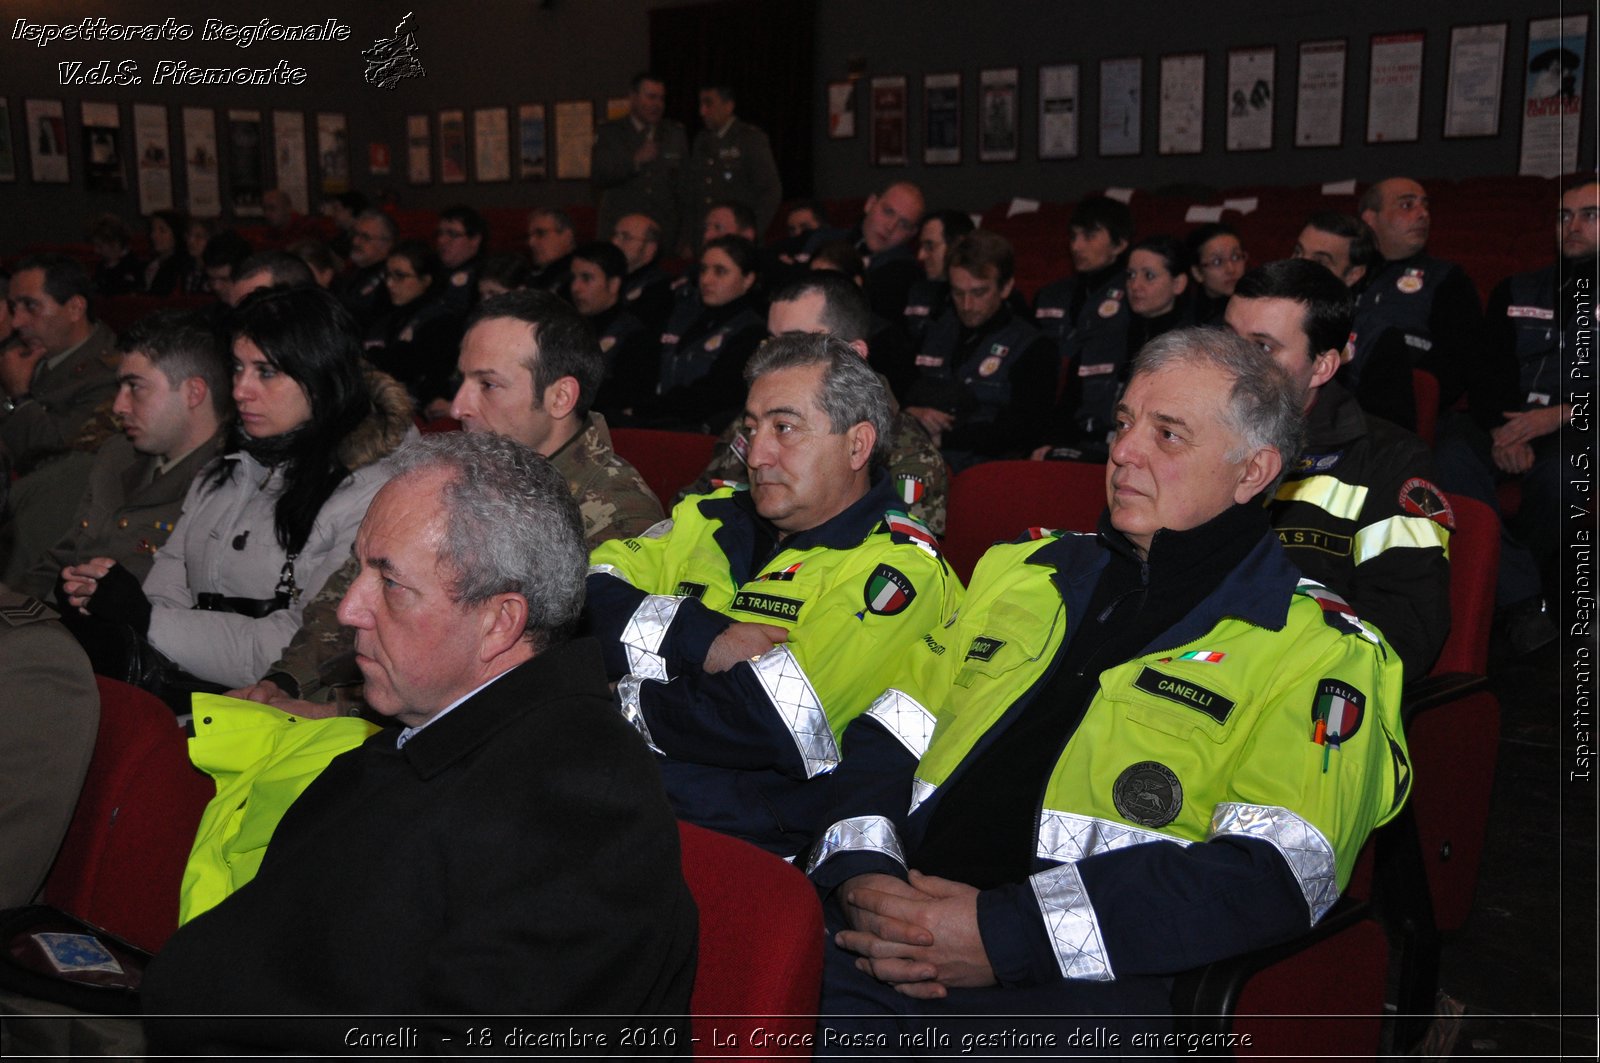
[809,327,1411,1046]
[143,432,697,1055]
[587,332,963,859]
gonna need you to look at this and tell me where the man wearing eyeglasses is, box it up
[525,207,577,302]
[433,204,487,315]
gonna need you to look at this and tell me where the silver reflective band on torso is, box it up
[615,674,663,754]
[1036,808,1192,863]
[1030,861,1115,981]
[748,645,839,778]
[806,815,906,874]
[1210,802,1339,922]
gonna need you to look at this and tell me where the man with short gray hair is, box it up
[143,432,697,1052]
[587,332,962,858]
[811,327,1408,1042]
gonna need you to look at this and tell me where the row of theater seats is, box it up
[0,440,1502,1055]
[13,173,1560,311]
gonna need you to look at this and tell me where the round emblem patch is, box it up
[1098,297,1121,318]
[1399,477,1455,530]
[1112,761,1183,828]
[451,270,469,287]
[1396,274,1423,294]
[978,354,1004,377]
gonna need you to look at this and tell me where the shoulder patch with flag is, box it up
[1399,477,1455,530]
[1312,679,1366,745]
[882,510,938,553]
[895,474,926,505]
[1296,581,1382,647]
[1171,650,1225,663]
[863,564,916,616]
[1013,527,1063,543]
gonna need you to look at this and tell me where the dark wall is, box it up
[0,0,684,246]
[810,0,1594,211]
[1,0,1587,249]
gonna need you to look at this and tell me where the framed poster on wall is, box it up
[870,75,908,166]
[518,104,546,179]
[272,111,308,216]
[1226,46,1276,151]
[82,100,125,193]
[439,109,467,184]
[1038,63,1079,160]
[226,109,264,214]
[1367,31,1425,143]
[316,112,349,194]
[182,106,220,216]
[978,67,1019,162]
[473,106,510,182]
[1295,39,1347,147]
[1158,53,1204,155]
[1519,14,1589,176]
[1099,57,1142,157]
[407,114,431,184]
[133,104,172,212]
[828,80,857,139]
[26,99,70,184]
[1444,23,1508,137]
[923,72,960,165]
[553,100,594,180]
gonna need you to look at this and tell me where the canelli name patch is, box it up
[1133,667,1235,724]
[732,591,803,622]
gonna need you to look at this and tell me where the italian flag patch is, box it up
[897,475,926,505]
[863,564,916,616]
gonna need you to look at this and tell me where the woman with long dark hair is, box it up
[143,209,195,296]
[64,285,413,689]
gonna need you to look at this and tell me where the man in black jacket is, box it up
[143,433,697,1055]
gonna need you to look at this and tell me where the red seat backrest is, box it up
[676,822,822,1057]
[943,460,1105,581]
[43,678,213,953]
[609,427,720,507]
[1428,493,1496,678]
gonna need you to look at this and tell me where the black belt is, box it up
[194,592,286,619]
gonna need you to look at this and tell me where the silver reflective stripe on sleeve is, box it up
[1210,802,1339,922]
[615,674,662,754]
[622,594,683,682]
[749,645,840,778]
[1037,808,1191,863]
[806,815,906,874]
[908,777,936,815]
[587,563,628,581]
[1030,862,1114,981]
[865,689,937,760]
[639,517,675,539]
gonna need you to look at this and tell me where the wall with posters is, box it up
[810,0,1593,211]
[0,0,677,247]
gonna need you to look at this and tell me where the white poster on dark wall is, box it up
[1519,15,1589,177]
[1158,54,1205,156]
[1226,47,1275,151]
[133,104,172,214]
[1038,64,1079,160]
[182,106,221,217]
[1444,23,1507,138]
[1099,57,1142,157]
[273,111,309,216]
[1296,39,1346,147]
[1367,31,1425,143]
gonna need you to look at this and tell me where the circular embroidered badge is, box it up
[1112,761,1183,828]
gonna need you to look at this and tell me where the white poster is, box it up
[473,107,510,182]
[273,111,309,216]
[1519,15,1589,177]
[1227,47,1276,151]
[553,100,594,180]
[1038,63,1079,160]
[25,98,69,183]
[1296,40,1347,147]
[182,106,221,217]
[133,104,172,214]
[1158,54,1205,155]
[1099,57,1142,157]
[978,68,1019,163]
[1444,24,1508,138]
[1367,32,1426,143]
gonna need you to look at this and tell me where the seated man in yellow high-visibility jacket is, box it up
[587,333,962,858]
[809,328,1411,1045]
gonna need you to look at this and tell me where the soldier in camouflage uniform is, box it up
[678,273,949,535]
[236,291,662,713]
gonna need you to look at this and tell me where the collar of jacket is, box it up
[1026,511,1299,651]
[698,471,901,579]
[1304,377,1367,449]
[399,638,609,779]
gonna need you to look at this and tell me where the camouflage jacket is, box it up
[263,413,662,705]
[679,383,949,536]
